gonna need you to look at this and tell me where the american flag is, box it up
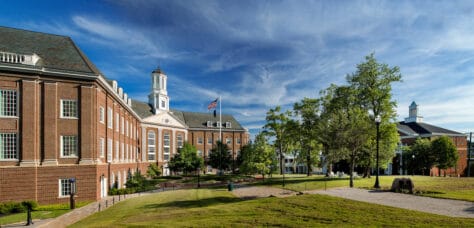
[207,98,218,110]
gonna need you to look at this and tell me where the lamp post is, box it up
[374,115,381,189]
[197,167,201,188]
[412,154,415,176]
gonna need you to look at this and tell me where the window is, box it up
[164,132,170,160]
[59,178,74,197]
[206,121,212,127]
[207,137,212,145]
[148,131,156,161]
[60,100,77,118]
[226,138,232,145]
[0,89,17,117]
[121,142,124,162]
[216,121,221,128]
[197,150,203,157]
[236,138,241,144]
[0,133,17,160]
[177,134,183,148]
[99,138,105,158]
[99,106,105,124]
[121,116,124,134]
[226,122,231,128]
[126,120,129,137]
[161,100,165,108]
[60,136,77,157]
[107,107,113,129]
[107,139,112,162]
[115,141,119,161]
[115,113,119,132]
[197,137,203,144]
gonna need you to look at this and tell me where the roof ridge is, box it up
[0,26,70,39]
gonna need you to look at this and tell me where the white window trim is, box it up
[0,133,18,160]
[0,89,18,118]
[60,135,78,158]
[60,99,78,119]
[115,113,119,132]
[107,107,113,129]
[59,179,72,198]
[148,131,156,161]
[99,137,105,158]
[99,106,105,124]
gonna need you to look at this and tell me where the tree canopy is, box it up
[168,142,203,175]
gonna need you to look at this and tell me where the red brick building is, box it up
[0,27,248,204]
[394,102,467,176]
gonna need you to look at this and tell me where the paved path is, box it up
[307,187,474,218]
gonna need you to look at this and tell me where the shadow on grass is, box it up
[141,196,243,209]
[249,176,351,186]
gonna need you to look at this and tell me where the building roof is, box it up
[0,26,101,74]
[397,121,464,137]
[131,99,246,131]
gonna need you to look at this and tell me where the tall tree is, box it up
[294,98,321,176]
[264,106,294,175]
[432,136,459,176]
[238,133,275,179]
[347,53,402,176]
[168,142,203,175]
[410,138,435,175]
[324,85,372,187]
[208,141,232,173]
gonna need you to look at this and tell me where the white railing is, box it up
[0,51,40,66]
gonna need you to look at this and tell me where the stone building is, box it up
[0,26,248,204]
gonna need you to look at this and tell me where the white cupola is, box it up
[148,67,169,113]
[405,101,423,123]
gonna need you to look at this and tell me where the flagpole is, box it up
[219,96,222,142]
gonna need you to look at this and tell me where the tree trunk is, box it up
[349,157,355,188]
[306,151,312,176]
[279,143,284,175]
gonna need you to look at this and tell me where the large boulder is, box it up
[391,178,414,194]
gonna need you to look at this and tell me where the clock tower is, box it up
[148,67,169,113]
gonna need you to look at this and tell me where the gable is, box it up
[142,111,187,129]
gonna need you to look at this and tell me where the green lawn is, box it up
[0,201,91,226]
[70,188,474,227]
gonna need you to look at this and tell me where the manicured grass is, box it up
[0,201,91,226]
[254,175,474,201]
[71,188,474,227]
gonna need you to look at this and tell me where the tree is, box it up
[208,140,232,173]
[432,136,459,176]
[410,138,434,175]
[346,53,402,177]
[264,106,295,175]
[168,142,203,175]
[323,85,372,187]
[239,133,275,179]
[294,97,321,176]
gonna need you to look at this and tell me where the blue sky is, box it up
[1,0,473,137]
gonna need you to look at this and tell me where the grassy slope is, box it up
[70,188,474,227]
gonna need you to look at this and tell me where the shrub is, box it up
[147,164,162,179]
[0,200,38,215]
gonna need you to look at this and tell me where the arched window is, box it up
[148,131,156,161]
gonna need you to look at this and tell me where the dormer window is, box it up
[207,121,213,127]
[216,121,221,128]
[226,122,231,128]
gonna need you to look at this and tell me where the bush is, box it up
[0,200,38,215]
[147,164,162,179]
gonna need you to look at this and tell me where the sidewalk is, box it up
[306,187,474,218]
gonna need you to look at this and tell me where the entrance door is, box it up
[100,177,107,198]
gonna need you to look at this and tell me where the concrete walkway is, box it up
[306,187,474,218]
